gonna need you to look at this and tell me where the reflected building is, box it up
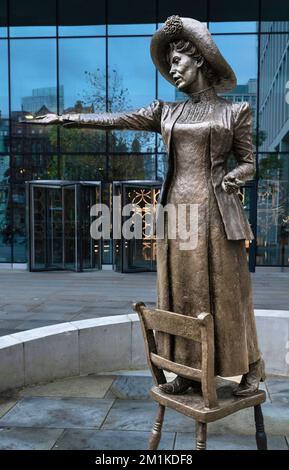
[21,85,64,115]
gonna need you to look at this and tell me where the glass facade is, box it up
[0,1,289,269]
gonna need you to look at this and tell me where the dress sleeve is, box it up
[228,102,256,182]
[61,99,163,133]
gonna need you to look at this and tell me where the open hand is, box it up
[222,174,243,194]
[23,113,60,125]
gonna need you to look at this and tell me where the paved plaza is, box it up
[0,269,288,337]
[0,371,288,450]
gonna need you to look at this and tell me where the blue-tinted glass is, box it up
[9,0,56,37]
[61,155,106,181]
[108,154,156,180]
[12,184,26,263]
[0,184,11,263]
[59,0,105,36]
[0,40,9,153]
[108,24,155,35]
[209,22,257,33]
[213,35,258,131]
[108,37,156,152]
[59,38,106,152]
[10,39,57,153]
[259,34,289,151]
[0,155,9,184]
[257,153,289,266]
[9,26,56,37]
[261,22,289,33]
[59,25,105,36]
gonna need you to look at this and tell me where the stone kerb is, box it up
[0,310,288,393]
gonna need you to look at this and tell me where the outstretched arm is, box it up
[222,102,255,194]
[25,100,163,133]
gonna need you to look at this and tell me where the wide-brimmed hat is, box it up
[150,16,236,92]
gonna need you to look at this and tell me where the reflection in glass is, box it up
[0,40,8,152]
[214,35,258,131]
[108,37,156,152]
[259,33,289,151]
[0,185,11,262]
[61,155,106,181]
[108,24,155,35]
[0,155,9,184]
[209,22,257,33]
[108,154,155,181]
[157,154,168,181]
[257,153,289,266]
[59,38,106,152]
[10,39,57,153]
[12,184,26,262]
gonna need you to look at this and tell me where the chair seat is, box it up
[150,377,266,423]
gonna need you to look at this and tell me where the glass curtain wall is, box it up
[0,0,289,267]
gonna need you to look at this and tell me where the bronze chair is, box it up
[133,302,267,451]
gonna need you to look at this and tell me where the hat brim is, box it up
[150,17,236,93]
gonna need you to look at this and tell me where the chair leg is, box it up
[254,404,267,450]
[148,404,165,450]
[196,421,207,450]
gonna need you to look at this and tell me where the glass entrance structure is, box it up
[27,180,101,271]
[113,181,161,272]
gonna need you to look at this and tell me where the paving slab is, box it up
[175,432,288,450]
[266,377,289,404]
[0,427,64,450]
[0,397,114,429]
[102,400,196,433]
[19,375,116,399]
[108,376,154,400]
[53,429,175,450]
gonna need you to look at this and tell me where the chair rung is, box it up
[150,353,202,381]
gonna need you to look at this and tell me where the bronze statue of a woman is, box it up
[28,16,265,396]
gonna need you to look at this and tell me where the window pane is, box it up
[0,184,11,262]
[0,155,9,184]
[108,37,156,152]
[108,154,156,180]
[259,34,289,151]
[0,40,9,152]
[158,0,207,23]
[257,153,289,266]
[10,39,57,153]
[9,0,56,37]
[59,0,105,36]
[60,155,106,181]
[108,0,156,34]
[59,38,106,152]
[213,35,258,131]
[209,22,257,33]
[12,184,26,263]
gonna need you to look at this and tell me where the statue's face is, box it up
[169,51,201,92]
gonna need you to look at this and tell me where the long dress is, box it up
[156,95,260,377]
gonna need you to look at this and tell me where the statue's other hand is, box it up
[23,113,60,125]
[222,174,243,194]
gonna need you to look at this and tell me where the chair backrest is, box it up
[133,302,218,409]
